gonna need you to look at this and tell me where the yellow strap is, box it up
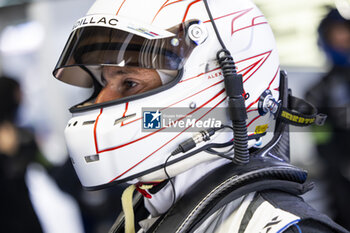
[121,183,158,233]
[138,184,154,190]
[121,184,136,233]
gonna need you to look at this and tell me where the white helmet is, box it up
[53,0,280,189]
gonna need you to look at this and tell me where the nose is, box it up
[95,84,123,103]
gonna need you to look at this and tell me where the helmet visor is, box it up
[53,21,197,88]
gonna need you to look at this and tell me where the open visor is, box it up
[53,20,198,88]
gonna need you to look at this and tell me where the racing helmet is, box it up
[53,0,280,189]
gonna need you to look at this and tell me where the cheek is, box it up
[152,76,162,87]
[144,72,162,88]
[95,82,123,103]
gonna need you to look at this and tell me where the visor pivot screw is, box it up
[188,23,208,45]
[171,38,180,47]
[191,26,202,39]
[189,101,196,109]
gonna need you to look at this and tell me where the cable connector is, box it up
[171,128,216,156]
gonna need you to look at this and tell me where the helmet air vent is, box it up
[83,120,96,125]
[114,113,136,125]
[85,154,100,163]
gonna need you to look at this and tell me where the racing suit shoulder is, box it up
[198,190,348,233]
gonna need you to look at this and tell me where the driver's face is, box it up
[95,66,162,103]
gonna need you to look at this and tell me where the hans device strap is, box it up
[279,94,327,126]
[258,71,327,127]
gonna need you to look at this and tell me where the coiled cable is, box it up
[203,0,250,164]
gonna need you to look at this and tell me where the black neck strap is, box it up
[278,94,327,127]
[258,71,327,127]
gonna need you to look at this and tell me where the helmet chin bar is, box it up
[84,130,265,190]
[138,134,262,182]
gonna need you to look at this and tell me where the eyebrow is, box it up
[101,67,137,83]
[111,68,138,76]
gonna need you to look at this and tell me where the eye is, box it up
[124,79,138,89]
